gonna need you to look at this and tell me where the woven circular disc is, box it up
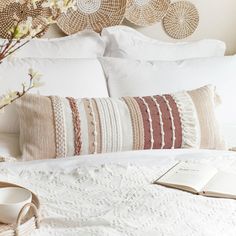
[125,0,171,26]
[163,1,199,39]
[57,0,127,35]
[0,0,51,39]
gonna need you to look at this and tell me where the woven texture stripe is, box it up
[67,97,82,156]
[50,96,67,157]
[164,95,182,148]
[123,97,145,150]
[83,98,97,154]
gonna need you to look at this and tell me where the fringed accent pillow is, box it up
[16,85,226,161]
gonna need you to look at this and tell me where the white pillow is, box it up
[0,31,105,58]
[0,58,109,134]
[102,26,226,60]
[99,56,236,148]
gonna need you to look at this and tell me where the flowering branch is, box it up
[0,0,76,63]
[0,69,43,110]
[0,26,47,63]
[0,0,76,110]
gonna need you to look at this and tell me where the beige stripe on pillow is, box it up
[63,98,75,157]
[188,86,226,149]
[18,95,56,161]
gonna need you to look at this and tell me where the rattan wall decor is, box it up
[0,0,51,39]
[162,1,199,39]
[125,0,171,26]
[57,0,127,35]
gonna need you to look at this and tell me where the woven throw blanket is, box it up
[0,151,236,236]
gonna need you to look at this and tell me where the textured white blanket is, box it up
[1,149,236,236]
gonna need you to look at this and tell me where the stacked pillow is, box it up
[100,26,235,149]
[0,31,108,158]
[1,25,232,160]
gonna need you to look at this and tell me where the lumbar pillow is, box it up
[16,85,225,161]
[102,26,226,61]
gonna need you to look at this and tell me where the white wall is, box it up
[45,0,236,55]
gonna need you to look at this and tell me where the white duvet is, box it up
[1,149,236,236]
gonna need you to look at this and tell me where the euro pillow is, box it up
[16,85,225,161]
[99,56,236,148]
[0,58,108,134]
[102,26,226,60]
[0,31,105,58]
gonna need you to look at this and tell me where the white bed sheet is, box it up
[1,149,236,236]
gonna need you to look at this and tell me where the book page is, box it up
[156,162,218,193]
[202,171,236,199]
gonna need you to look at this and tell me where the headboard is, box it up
[44,0,236,55]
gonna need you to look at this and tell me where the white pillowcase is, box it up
[102,26,226,60]
[0,58,109,134]
[99,56,236,148]
[0,31,105,58]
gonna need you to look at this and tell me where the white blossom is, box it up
[0,0,77,110]
[29,68,44,87]
[0,91,18,107]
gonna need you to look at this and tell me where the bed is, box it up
[1,25,236,236]
[1,149,236,236]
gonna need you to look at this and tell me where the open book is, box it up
[154,162,236,199]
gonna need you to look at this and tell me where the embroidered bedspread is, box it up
[0,149,236,236]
